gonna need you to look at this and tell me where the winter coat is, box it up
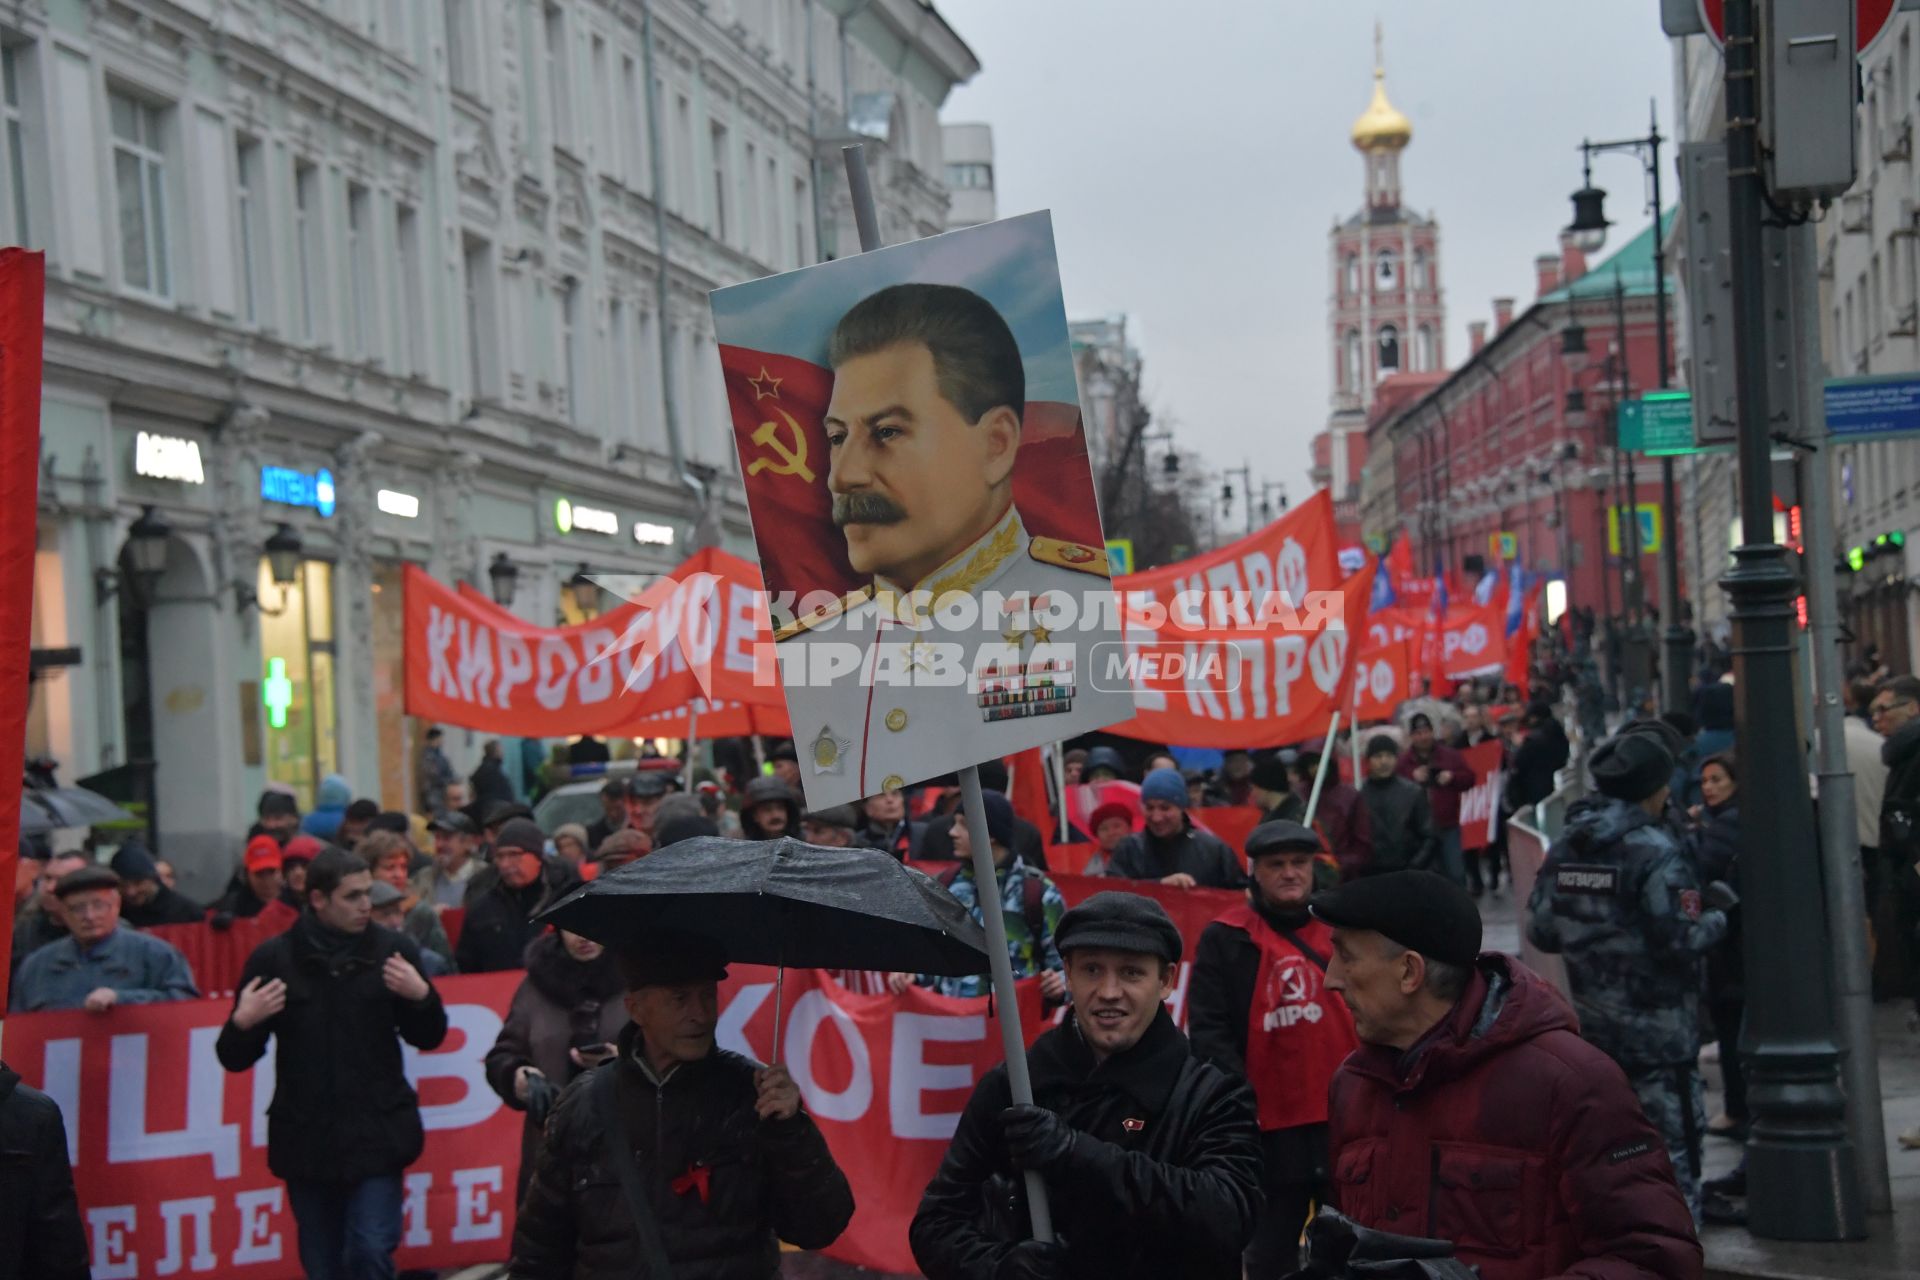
[1326,956,1702,1280]
[215,913,449,1184]
[1687,799,1744,1000]
[300,773,354,840]
[1505,721,1571,816]
[1357,775,1433,873]
[509,1022,854,1280]
[910,1007,1261,1280]
[1880,715,1920,862]
[121,883,204,927]
[472,756,518,812]
[484,933,631,1203]
[857,817,930,860]
[1312,781,1373,879]
[0,1063,89,1280]
[1110,819,1247,889]
[1526,795,1728,1071]
[10,923,199,1011]
[1398,743,1477,832]
[456,861,580,975]
[8,906,65,976]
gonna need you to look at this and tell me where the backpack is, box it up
[937,863,1048,941]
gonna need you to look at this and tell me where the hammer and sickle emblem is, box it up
[747,407,815,483]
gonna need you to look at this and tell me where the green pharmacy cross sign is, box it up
[263,657,294,730]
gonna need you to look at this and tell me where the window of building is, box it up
[259,558,337,810]
[1343,253,1359,296]
[1374,248,1397,291]
[591,33,612,176]
[1412,249,1430,290]
[463,233,496,398]
[710,119,729,242]
[1377,324,1400,375]
[1873,254,1885,340]
[560,277,582,425]
[794,175,808,267]
[346,182,373,359]
[1,44,31,247]
[545,3,572,149]
[235,137,264,324]
[1343,329,1362,391]
[1416,324,1435,372]
[109,89,170,298]
[675,93,692,216]
[293,160,322,341]
[446,0,479,95]
[766,154,778,266]
[395,203,426,378]
[945,161,992,189]
[621,54,645,189]
[744,140,758,256]
[608,295,631,443]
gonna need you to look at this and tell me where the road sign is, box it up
[1616,392,1700,456]
[1608,504,1663,557]
[1105,538,1134,576]
[1824,374,1920,443]
[1489,531,1517,561]
[1696,0,1896,55]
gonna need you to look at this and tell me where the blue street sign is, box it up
[261,465,336,517]
[1824,374,1920,443]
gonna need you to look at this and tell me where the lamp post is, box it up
[1220,463,1253,536]
[98,505,174,606]
[1569,99,1692,713]
[487,553,520,607]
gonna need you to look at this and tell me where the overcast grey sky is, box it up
[936,1,1677,510]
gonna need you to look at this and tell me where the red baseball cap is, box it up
[1089,802,1135,832]
[245,836,284,873]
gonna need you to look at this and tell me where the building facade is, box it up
[1310,39,1445,546]
[14,0,977,897]
[941,120,993,229]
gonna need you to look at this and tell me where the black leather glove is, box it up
[525,1071,560,1128]
[996,1239,1069,1280]
[1001,1104,1078,1171]
[1704,880,1740,912]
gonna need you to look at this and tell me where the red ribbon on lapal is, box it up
[671,1163,712,1203]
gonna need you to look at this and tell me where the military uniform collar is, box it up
[874,503,1024,610]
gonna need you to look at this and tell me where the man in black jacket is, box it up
[0,1062,88,1280]
[111,843,202,926]
[510,932,854,1279]
[1503,703,1571,820]
[216,846,448,1280]
[1110,769,1247,889]
[1356,736,1433,874]
[911,892,1262,1279]
[457,819,578,974]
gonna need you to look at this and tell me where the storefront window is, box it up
[259,558,337,809]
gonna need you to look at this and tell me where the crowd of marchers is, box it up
[9,652,1916,1279]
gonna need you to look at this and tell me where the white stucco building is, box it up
[11,0,977,895]
[941,119,992,229]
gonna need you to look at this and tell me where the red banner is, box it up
[0,249,45,1011]
[1351,641,1412,723]
[9,875,1248,1276]
[403,550,782,739]
[1456,739,1507,852]
[1435,596,1509,679]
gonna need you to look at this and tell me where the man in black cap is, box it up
[418,811,481,910]
[1189,822,1359,1275]
[1526,730,1730,1222]
[1357,735,1433,875]
[511,931,854,1278]
[1246,753,1305,824]
[252,789,302,843]
[584,777,628,851]
[1314,869,1701,1280]
[456,819,579,974]
[799,805,860,847]
[11,866,199,1012]
[740,775,801,840]
[911,891,1261,1279]
[110,843,203,927]
[623,770,671,840]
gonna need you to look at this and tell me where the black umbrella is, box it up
[538,835,990,977]
[18,786,135,834]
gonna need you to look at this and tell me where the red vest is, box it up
[1220,903,1359,1132]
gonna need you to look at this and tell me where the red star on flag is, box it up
[748,367,783,401]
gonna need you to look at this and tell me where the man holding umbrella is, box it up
[510,930,855,1278]
[911,891,1262,1278]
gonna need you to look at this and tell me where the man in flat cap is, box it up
[1315,869,1702,1280]
[11,864,199,1012]
[1189,821,1359,1275]
[511,931,854,1279]
[1527,730,1731,1223]
[912,891,1261,1279]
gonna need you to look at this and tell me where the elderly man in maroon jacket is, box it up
[1314,871,1701,1280]
[1397,713,1476,889]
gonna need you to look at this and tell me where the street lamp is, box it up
[488,553,520,606]
[1571,101,1691,713]
[98,504,174,605]
[264,524,304,587]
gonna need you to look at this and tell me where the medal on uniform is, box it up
[811,724,850,775]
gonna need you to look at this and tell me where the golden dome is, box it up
[1351,68,1412,152]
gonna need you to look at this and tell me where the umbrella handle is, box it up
[771,964,785,1066]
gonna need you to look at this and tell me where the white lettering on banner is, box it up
[156,1195,217,1275]
[575,627,616,705]
[783,990,873,1122]
[406,1004,505,1131]
[135,431,206,484]
[1445,623,1489,661]
[426,606,457,696]
[109,1029,241,1177]
[725,584,759,673]
[494,633,533,708]
[535,636,579,710]
[456,619,495,707]
[1306,628,1349,694]
[231,1188,283,1265]
[402,1173,433,1248]
[890,1013,984,1140]
[451,1167,505,1243]
[1185,644,1226,720]
[1163,961,1193,1027]
[1271,636,1307,717]
[43,1037,80,1163]
[715,981,774,1062]
[88,1205,138,1280]
[1123,590,1168,712]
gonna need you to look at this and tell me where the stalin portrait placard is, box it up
[710,212,1134,808]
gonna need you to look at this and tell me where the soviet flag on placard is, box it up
[719,342,1105,611]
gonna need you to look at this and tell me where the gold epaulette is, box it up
[1029,537,1110,577]
[774,585,874,641]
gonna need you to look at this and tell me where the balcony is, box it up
[1840,191,1873,235]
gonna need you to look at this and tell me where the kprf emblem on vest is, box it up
[1261,955,1326,1031]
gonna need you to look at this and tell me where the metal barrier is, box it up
[1503,766,1585,1002]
